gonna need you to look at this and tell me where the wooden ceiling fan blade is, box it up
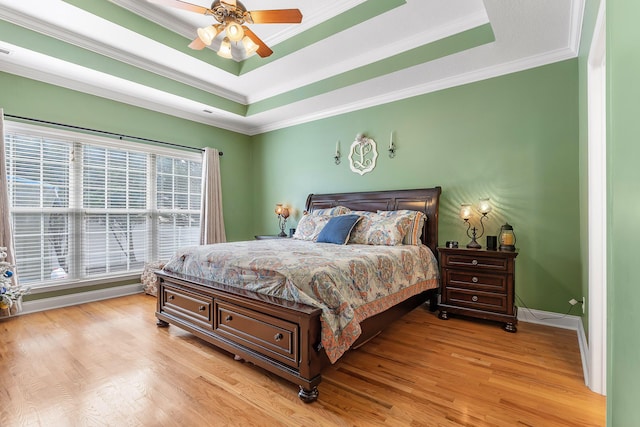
[247,9,303,24]
[242,27,273,58]
[146,0,211,15]
[188,36,206,50]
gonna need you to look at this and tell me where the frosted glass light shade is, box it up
[242,36,259,56]
[226,21,244,42]
[197,25,218,46]
[459,203,473,220]
[217,38,232,58]
[477,198,492,215]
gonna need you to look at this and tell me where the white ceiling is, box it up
[0,0,584,135]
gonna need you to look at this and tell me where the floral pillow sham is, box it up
[348,213,412,246]
[308,205,351,216]
[292,214,332,241]
[377,210,426,245]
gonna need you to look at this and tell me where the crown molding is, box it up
[568,0,586,56]
[0,2,247,104]
[245,45,578,135]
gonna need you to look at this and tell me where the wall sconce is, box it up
[388,132,396,158]
[334,140,341,165]
[275,204,290,237]
[459,198,492,249]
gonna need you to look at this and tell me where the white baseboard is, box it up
[518,307,589,386]
[19,283,144,315]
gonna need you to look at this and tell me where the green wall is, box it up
[0,72,254,242]
[251,59,581,314]
[607,0,640,424]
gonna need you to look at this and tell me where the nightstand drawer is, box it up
[447,270,507,293]
[443,253,509,271]
[445,288,508,313]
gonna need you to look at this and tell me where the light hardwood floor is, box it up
[0,294,605,426]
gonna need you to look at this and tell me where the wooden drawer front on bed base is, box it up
[162,286,213,328]
[215,301,299,369]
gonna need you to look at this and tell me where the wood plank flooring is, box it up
[0,294,605,426]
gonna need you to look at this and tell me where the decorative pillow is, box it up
[141,261,166,296]
[377,210,426,245]
[309,205,351,216]
[316,214,361,244]
[292,214,332,241]
[349,213,413,246]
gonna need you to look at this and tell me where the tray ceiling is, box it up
[0,0,584,135]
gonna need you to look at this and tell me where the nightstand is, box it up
[437,247,519,332]
[254,235,289,240]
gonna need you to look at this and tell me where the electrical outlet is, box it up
[569,298,578,305]
[582,296,586,314]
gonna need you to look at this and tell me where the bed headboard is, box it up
[305,187,442,254]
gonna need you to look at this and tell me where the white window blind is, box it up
[3,122,202,289]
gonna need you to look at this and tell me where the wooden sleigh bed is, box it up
[155,187,442,402]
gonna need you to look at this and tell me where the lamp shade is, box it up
[226,21,244,42]
[477,198,492,215]
[275,204,290,218]
[217,38,232,58]
[242,36,259,56]
[197,25,219,46]
[459,203,472,220]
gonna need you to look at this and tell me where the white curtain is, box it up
[199,147,226,245]
[0,109,17,284]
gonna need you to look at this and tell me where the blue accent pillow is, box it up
[316,214,361,244]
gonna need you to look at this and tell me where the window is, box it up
[4,122,201,289]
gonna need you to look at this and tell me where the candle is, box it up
[502,233,514,245]
[389,132,394,149]
[335,140,339,155]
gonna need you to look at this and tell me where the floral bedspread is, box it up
[162,239,440,363]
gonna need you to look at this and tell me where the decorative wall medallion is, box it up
[348,134,378,175]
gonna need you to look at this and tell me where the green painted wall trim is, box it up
[0,20,245,116]
[63,0,240,75]
[63,0,406,77]
[239,0,407,74]
[246,23,494,115]
[251,59,580,315]
[607,0,640,424]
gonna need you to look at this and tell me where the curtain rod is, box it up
[4,114,222,156]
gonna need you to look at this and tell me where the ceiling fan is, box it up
[147,0,303,59]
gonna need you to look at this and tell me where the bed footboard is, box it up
[155,271,437,402]
[155,271,327,402]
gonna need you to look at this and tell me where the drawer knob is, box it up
[471,259,478,266]
[168,295,175,301]
[225,315,232,322]
[472,276,479,283]
[472,295,479,302]
[274,333,283,342]
[198,305,206,312]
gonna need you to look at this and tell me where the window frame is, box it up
[4,121,202,294]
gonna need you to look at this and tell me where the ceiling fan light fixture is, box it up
[197,24,219,46]
[225,21,244,42]
[210,29,225,51]
[241,36,259,56]
[230,41,245,61]
[217,38,233,59]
